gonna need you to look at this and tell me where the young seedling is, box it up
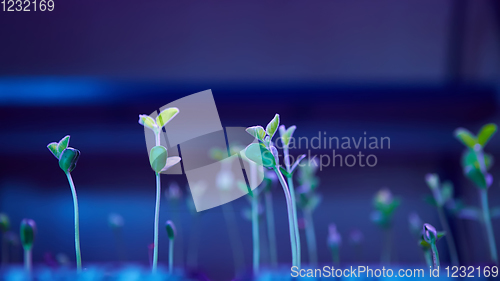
[327,224,341,266]
[138,107,182,273]
[370,188,400,264]
[47,135,82,272]
[20,219,36,273]
[165,220,176,274]
[349,229,364,261]
[108,213,126,262]
[454,123,498,264]
[165,182,184,268]
[409,212,431,267]
[422,223,444,269]
[278,125,305,267]
[296,160,321,266]
[423,174,459,265]
[0,213,10,265]
[244,114,304,267]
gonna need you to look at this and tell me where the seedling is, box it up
[370,188,400,263]
[423,174,459,265]
[20,219,36,273]
[327,223,341,265]
[409,213,433,267]
[165,220,176,274]
[108,213,126,262]
[47,135,82,272]
[165,182,184,268]
[422,223,444,269]
[138,107,182,273]
[454,123,498,264]
[244,114,304,267]
[349,229,364,261]
[296,161,321,266]
[0,213,9,265]
[186,185,201,269]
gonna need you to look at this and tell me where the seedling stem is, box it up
[66,172,82,273]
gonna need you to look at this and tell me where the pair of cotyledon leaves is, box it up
[424,174,454,208]
[454,123,497,189]
[47,135,80,173]
[138,107,182,173]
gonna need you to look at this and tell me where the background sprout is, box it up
[409,213,432,267]
[349,229,364,260]
[165,220,176,274]
[296,160,321,266]
[422,223,444,269]
[165,182,184,268]
[47,135,82,272]
[0,213,10,265]
[454,123,498,264]
[138,107,182,273]
[186,184,202,270]
[327,223,341,265]
[108,213,126,262]
[262,171,278,268]
[20,219,36,273]
[244,114,301,267]
[370,188,400,264]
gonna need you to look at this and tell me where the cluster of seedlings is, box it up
[0,107,499,280]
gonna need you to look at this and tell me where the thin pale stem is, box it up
[430,242,440,269]
[304,210,318,266]
[264,192,278,267]
[480,189,498,264]
[423,249,433,268]
[274,167,298,267]
[283,146,301,267]
[152,172,161,273]
[252,196,260,275]
[24,249,31,273]
[169,239,174,273]
[331,247,339,266]
[66,172,82,273]
[437,206,459,265]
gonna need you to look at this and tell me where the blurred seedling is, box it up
[0,213,10,265]
[165,220,176,274]
[454,123,498,264]
[424,174,459,265]
[261,171,278,268]
[278,125,306,267]
[409,213,432,267]
[327,224,341,266]
[370,188,400,264]
[244,114,304,267]
[422,223,444,269]
[138,107,182,273]
[47,135,82,272]
[108,213,126,262]
[349,229,364,261]
[165,182,184,268]
[296,160,321,266]
[20,219,36,273]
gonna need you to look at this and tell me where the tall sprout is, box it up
[138,108,182,272]
[47,135,82,272]
[370,188,400,264]
[454,123,498,264]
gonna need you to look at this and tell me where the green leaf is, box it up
[425,173,439,190]
[161,156,181,172]
[246,126,266,141]
[279,125,296,147]
[149,146,168,173]
[464,165,489,189]
[462,149,493,170]
[477,123,497,147]
[423,194,437,207]
[279,166,291,178]
[0,213,10,232]
[47,135,70,159]
[59,148,80,173]
[440,181,454,204]
[138,114,157,131]
[165,220,176,240]
[156,107,179,129]
[266,114,280,140]
[244,143,276,168]
[20,219,36,250]
[454,128,478,149]
[47,142,59,158]
[437,231,446,240]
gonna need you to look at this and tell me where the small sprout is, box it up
[422,223,442,269]
[408,212,423,237]
[165,220,176,273]
[139,115,157,131]
[108,213,124,229]
[149,146,168,173]
[0,213,10,232]
[327,224,341,265]
[165,220,176,240]
[20,219,36,273]
[246,126,266,142]
[165,182,182,201]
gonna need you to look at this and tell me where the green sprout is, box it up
[370,188,400,264]
[165,220,176,274]
[422,223,444,269]
[454,123,498,264]
[296,161,321,266]
[327,223,341,265]
[0,213,10,265]
[47,135,82,272]
[165,182,184,269]
[138,108,182,273]
[20,219,36,273]
[423,174,459,265]
[244,114,304,267]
